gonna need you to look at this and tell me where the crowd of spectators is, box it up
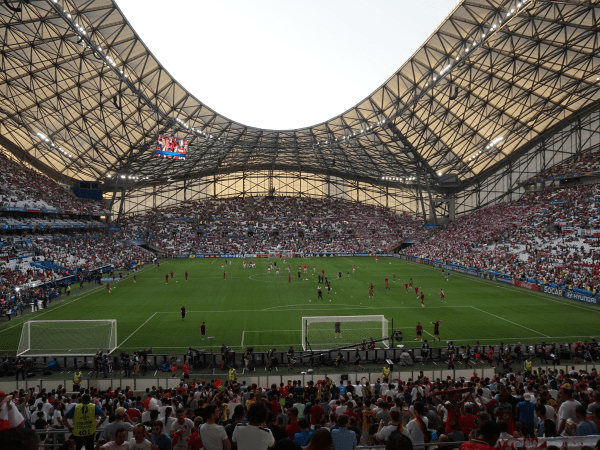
[0,232,153,320]
[406,154,600,293]
[120,196,428,257]
[534,151,600,180]
[1,364,600,449]
[0,152,106,216]
[3,144,600,312]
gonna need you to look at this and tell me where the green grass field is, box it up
[1,256,599,356]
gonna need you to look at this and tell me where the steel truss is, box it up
[118,170,421,219]
[453,105,600,216]
[1,0,599,219]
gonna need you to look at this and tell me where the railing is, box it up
[25,429,600,450]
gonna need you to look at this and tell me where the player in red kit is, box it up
[106,282,111,293]
[133,273,137,283]
[185,271,189,281]
[420,292,425,307]
[223,271,226,279]
[431,320,442,341]
[171,271,174,279]
[165,274,169,284]
[415,286,419,297]
[384,277,389,290]
[404,282,409,292]
[440,289,445,302]
[415,322,423,341]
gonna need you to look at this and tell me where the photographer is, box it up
[266,348,275,371]
[243,347,254,370]
[287,346,295,371]
[120,352,131,378]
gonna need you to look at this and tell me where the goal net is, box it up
[302,315,389,351]
[17,320,117,356]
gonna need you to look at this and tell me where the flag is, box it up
[0,400,25,430]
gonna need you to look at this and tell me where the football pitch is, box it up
[1,256,599,356]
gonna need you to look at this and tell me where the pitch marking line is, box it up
[243,330,299,332]
[0,263,160,335]
[418,261,600,315]
[119,312,157,348]
[0,285,107,334]
[469,306,550,338]
[241,331,245,348]
[444,335,598,344]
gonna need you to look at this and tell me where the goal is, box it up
[17,320,117,356]
[302,315,389,351]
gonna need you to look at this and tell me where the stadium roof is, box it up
[1,0,599,193]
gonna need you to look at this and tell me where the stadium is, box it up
[1,0,600,403]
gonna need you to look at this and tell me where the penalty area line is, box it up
[469,306,550,338]
[119,312,157,348]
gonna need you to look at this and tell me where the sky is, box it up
[117,0,462,130]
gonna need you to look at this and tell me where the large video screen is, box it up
[155,135,188,160]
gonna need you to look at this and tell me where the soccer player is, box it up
[414,286,419,297]
[106,282,111,293]
[420,291,425,307]
[317,286,323,300]
[384,276,389,287]
[181,305,186,321]
[133,272,137,283]
[431,320,442,341]
[288,273,291,283]
[200,322,206,340]
[415,322,423,341]
[165,273,169,284]
[224,271,226,280]
[440,289,445,302]
[335,321,341,338]
[171,271,174,280]
[185,271,189,281]
[404,281,409,292]
[409,278,413,287]
[369,283,374,299]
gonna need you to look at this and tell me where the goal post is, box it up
[302,315,389,351]
[17,320,117,356]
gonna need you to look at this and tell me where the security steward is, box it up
[62,393,107,450]
[228,366,237,382]
[73,369,83,392]
[382,364,391,383]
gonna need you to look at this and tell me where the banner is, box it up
[498,436,599,449]
[512,279,540,291]
[542,285,563,297]
[563,289,598,305]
